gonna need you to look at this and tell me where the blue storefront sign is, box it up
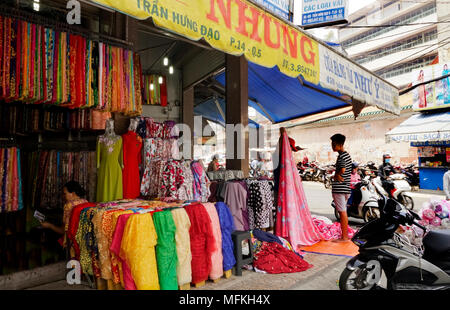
[298,0,348,26]
[252,0,291,21]
[411,141,450,147]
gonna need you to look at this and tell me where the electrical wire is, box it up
[393,36,450,64]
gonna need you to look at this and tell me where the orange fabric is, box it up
[298,240,359,257]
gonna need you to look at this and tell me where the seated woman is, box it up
[40,181,88,248]
[347,162,361,207]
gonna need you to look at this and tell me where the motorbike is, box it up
[315,165,327,183]
[402,164,420,190]
[324,165,335,189]
[332,176,381,223]
[365,161,379,177]
[339,195,450,290]
[372,174,414,210]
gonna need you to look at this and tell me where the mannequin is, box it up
[122,118,143,199]
[128,118,138,132]
[96,118,124,202]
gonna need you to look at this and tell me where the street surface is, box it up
[25,181,445,291]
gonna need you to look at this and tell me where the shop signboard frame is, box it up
[293,0,349,29]
[90,0,399,116]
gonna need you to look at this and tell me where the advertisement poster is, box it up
[412,62,450,111]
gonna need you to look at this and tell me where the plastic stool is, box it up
[231,231,254,276]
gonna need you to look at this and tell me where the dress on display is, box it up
[122,131,142,199]
[96,136,123,202]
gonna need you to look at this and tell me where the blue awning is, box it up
[194,97,260,128]
[215,62,351,123]
[386,111,450,143]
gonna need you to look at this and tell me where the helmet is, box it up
[352,162,359,170]
[383,154,391,160]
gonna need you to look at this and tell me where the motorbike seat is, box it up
[423,229,450,255]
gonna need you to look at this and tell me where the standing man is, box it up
[330,134,353,242]
[444,168,450,201]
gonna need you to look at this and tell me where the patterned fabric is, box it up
[161,160,184,199]
[191,161,210,202]
[275,132,322,247]
[247,180,274,230]
[0,16,142,114]
[0,147,23,212]
[253,242,313,274]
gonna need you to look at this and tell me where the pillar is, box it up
[226,55,249,177]
[182,87,195,159]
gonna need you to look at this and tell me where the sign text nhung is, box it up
[295,0,348,27]
[319,45,400,115]
[91,0,320,84]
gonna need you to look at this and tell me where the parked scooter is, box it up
[332,176,381,223]
[339,195,450,290]
[324,165,335,189]
[402,164,420,190]
[372,174,414,210]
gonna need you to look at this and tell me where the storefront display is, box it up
[142,74,168,106]
[412,141,450,190]
[0,147,23,212]
[0,15,143,115]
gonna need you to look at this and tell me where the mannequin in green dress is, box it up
[96,119,124,202]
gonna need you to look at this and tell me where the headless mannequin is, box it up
[128,118,138,132]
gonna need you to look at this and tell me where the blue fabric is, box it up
[215,62,349,123]
[215,202,236,271]
[252,229,283,245]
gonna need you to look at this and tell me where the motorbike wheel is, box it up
[324,179,331,189]
[363,207,380,223]
[339,266,381,290]
[399,194,414,210]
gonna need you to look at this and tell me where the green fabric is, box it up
[153,210,178,290]
[96,137,123,202]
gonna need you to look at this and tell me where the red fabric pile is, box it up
[184,203,216,284]
[253,242,313,274]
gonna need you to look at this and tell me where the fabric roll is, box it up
[153,210,178,290]
[184,203,216,284]
[170,208,192,286]
[202,203,223,280]
[214,202,236,271]
[120,213,160,290]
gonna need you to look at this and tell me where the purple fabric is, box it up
[224,182,248,231]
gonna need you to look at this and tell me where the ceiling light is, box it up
[163,57,169,66]
[169,66,174,74]
[158,76,163,84]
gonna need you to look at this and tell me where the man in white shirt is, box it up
[444,169,450,200]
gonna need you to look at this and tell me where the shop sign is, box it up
[411,62,450,112]
[293,0,348,27]
[252,0,291,21]
[91,0,320,84]
[319,45,400,115]
[411,141,450,147]
[91,0,319,83]
[389,131,450,143]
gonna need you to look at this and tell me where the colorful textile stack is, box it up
[0,15,143,115]
[26,150,96,210]
[191,161,211,202]
[0,147,24,212]
[142,74,168,106]
[0,104,111,135]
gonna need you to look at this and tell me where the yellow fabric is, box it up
[170,208,192,286]
[120,213,160,290]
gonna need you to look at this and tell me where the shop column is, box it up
[226,55,249,177]
[182,87,195,159]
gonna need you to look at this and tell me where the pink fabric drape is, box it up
[275,132,323,248]
[202,203,223,280]
[110,213,137,290]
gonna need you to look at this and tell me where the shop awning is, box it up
[194,97,260,128]
[215,62,350,123]
[91,0,400,116]
[386,111,450,143]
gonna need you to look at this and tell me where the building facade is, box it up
[339,0,440,89]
